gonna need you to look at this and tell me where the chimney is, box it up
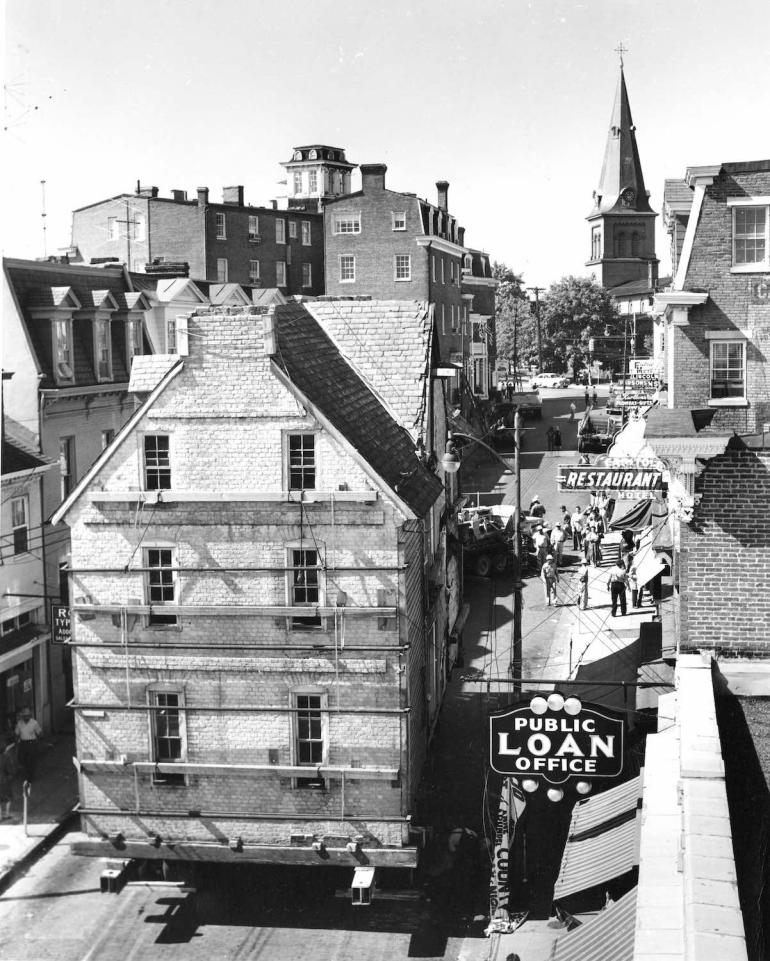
[361,164,387,192]
[197,187,209,206]
[458,226,465,247]
[135,184,159,198]
[271,200,278,210]
[436,181,449,212]
[172,189,188,202]
[222,185,244,206]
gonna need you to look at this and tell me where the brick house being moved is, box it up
[52,302,453,875]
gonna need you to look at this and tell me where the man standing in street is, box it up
[550,524,565,566]
[571,506,584,551]
[533,526,549,570]
[541,555,559,606]
[15,707,42,783]
[576,560,590,610]
[606,562,628,617]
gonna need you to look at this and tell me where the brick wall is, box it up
[680,445,770,654]
[71,196,150,270]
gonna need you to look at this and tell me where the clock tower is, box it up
[587,63,658,290]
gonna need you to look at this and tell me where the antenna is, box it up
[40,179,47,257]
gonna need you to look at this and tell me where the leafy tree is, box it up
[492,262,537,373]
[538,275,623,377]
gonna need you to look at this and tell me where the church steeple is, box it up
[587,57,658,290]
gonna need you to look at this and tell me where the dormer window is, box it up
[127,318,143,367]
[53,319,74,384]
[94,318,112,381]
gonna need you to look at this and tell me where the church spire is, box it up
[592,59,653,215]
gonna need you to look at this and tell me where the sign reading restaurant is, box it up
[490,696,624,785]
[558,464,664,492]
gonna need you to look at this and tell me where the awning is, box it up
[608,498,653,531]
[567,775,642,839]
[550,887,637,961]
[631,526,666,587]
[553,814,640,900]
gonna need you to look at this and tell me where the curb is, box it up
[0,809,79,896]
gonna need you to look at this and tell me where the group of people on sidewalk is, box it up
[0,707,42,823]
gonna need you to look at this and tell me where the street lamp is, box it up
[442,421,523,689]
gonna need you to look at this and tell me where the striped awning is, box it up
[567,775,642,839]
[553,814,640,900]
[550,887,637,961]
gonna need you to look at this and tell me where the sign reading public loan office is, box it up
[490,698,625,785]
[558,465,663,492]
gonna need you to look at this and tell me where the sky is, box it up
[3,0,770,289]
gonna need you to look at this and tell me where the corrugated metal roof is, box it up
[554,814,640,900]
[550,887,637,961]
[568,776,642,838]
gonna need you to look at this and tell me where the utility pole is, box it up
[527,287,545,372]
[117,198,139,272]
[40,180,47,258]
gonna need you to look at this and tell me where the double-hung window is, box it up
[249,259,260,283]
[710,340,746,400]
[392,211,406,231]
[308,170,318,193]
[11,497,28,555]
[293,171,303,195]
[53,319,74,383]
[333,214,361,235]
[145,548,177,626]
[276,261,287,287]
[293,692,326,787]
[149,688,186,785]
[215,212,226,240]
[248,215,259,241]
[276,219,286,244]
[732,202,770,270]
[339,255,355,283]
[394,254,411,281]
[302,263,312,288]
[301,221,311,245]
[216,258,228,283]
[288,433,316,490]
[289,220,298,240]
[94,319,112,380]
[144,435,171,490]
[127,318,143,366]
[290,548,322,629]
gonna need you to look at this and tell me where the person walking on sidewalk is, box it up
[628,567,639,608]
[550,524,565,566]
[0,738,15,821]
[584,386,590,408]
[576,560,590,610]
[15,707,42,783]
[553,426,562,456]
[606,562,628,616]
[571,507,584,550]
[545,426,555,452]
[569,402,576,423]
[541,555,559,606]
[584,525,599,567]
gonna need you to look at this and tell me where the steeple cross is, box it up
[615,42,628,67]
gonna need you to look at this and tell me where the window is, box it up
[441,259,445,284]
[289,220,298,240]
[53,319,74,383]
[11,497,28,555]
[631,232,641,257]
[339,255,355,283]
[617,232,627,257]
[216,258,228,283]
[276,261,287,287]
[108,217,119,240]
[149,690,185,785]
[710,341,745,399]
[249,260,260,283]
[733,205,769,269]
[441,304,446,336]
[333,214,361,235]
[288,434,315,489]
[93,318,112,380]
[394,254,411,281]
[302,263,312,288]
[308,170,318,193]
[276,219,286,244]
[392,211,406,231]
[290,549,321,629]
[591,226,602,261]
[215,212,226,239]
[127,318,143,366]
[293,171,303,195]
[145,548,177,626]
[134,214,146,242]
[144,435,171,490]
[294,693,326,786]
[101,429,115,450]
[301,220,311,246]
[248,215,259,240]
[59,437,75,499]
[432,256,436,283]
[166,318,177,354]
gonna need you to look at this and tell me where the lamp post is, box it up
[442,414,523,691]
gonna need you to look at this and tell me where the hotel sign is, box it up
[490,697,624,785]
[558,465,663,492]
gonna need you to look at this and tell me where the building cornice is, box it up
[415,237,466,257]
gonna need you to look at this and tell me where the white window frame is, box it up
[249,259,260,283]
[729,199,770,272]
[276,219,286,244]
[144,546,178,628]
[339,255,356,283]
[708,336,747,405]
[441,303,446,336]
[276,261,287,287]
[286,432,316,490]
[292,689,328,787]
[293,171,303,195]
[392,211,406,231]
[248,214,259,240]
[215,212,226,240]
[441,258,445,284]
[333,213,361,235]
[11,496,29,556]
[432,256,436,283]
[147,684,187,785]
[216,258,228,283]
[286,546,324,631]
[166,318,177,354]
[143,434,171,491]
[301,220,311,246]
[108,216,119,240]
[126,318,143,366]
[93,318,112,381]
[289,220,298,240]
[302,263,312,288]
[52,319,75,384]
[394,254,411,281]
[308,170,318,193]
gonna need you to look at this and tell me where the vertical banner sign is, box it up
[489,777,511,918]
[51,605,71,645]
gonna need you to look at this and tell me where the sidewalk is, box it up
[0,732,78,892]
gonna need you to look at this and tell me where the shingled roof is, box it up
[272,302,442,518]
[306,300,434,440]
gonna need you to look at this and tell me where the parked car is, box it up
[531,373,570,389]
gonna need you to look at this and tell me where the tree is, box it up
[538,275,622,377]
[492,262,538,373]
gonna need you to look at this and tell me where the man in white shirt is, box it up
[15,707,42,783]
[550,524,565,566]
[570,507,584,550]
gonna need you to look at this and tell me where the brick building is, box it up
[52,302,455,872]
[70,184,325,296]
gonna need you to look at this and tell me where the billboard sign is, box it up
[557,464,664,492]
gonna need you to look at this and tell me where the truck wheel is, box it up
[475,554,492,577]
[493,553,508,573]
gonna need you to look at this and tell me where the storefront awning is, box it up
[550,887,637,961]
[553,813,640,900]
[631,526,667,588]
[567,775,643,840]
[608,498,653,531]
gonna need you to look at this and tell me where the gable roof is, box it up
[305,300,434,439]
[2,438,49,476]
[272,303,442,518]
